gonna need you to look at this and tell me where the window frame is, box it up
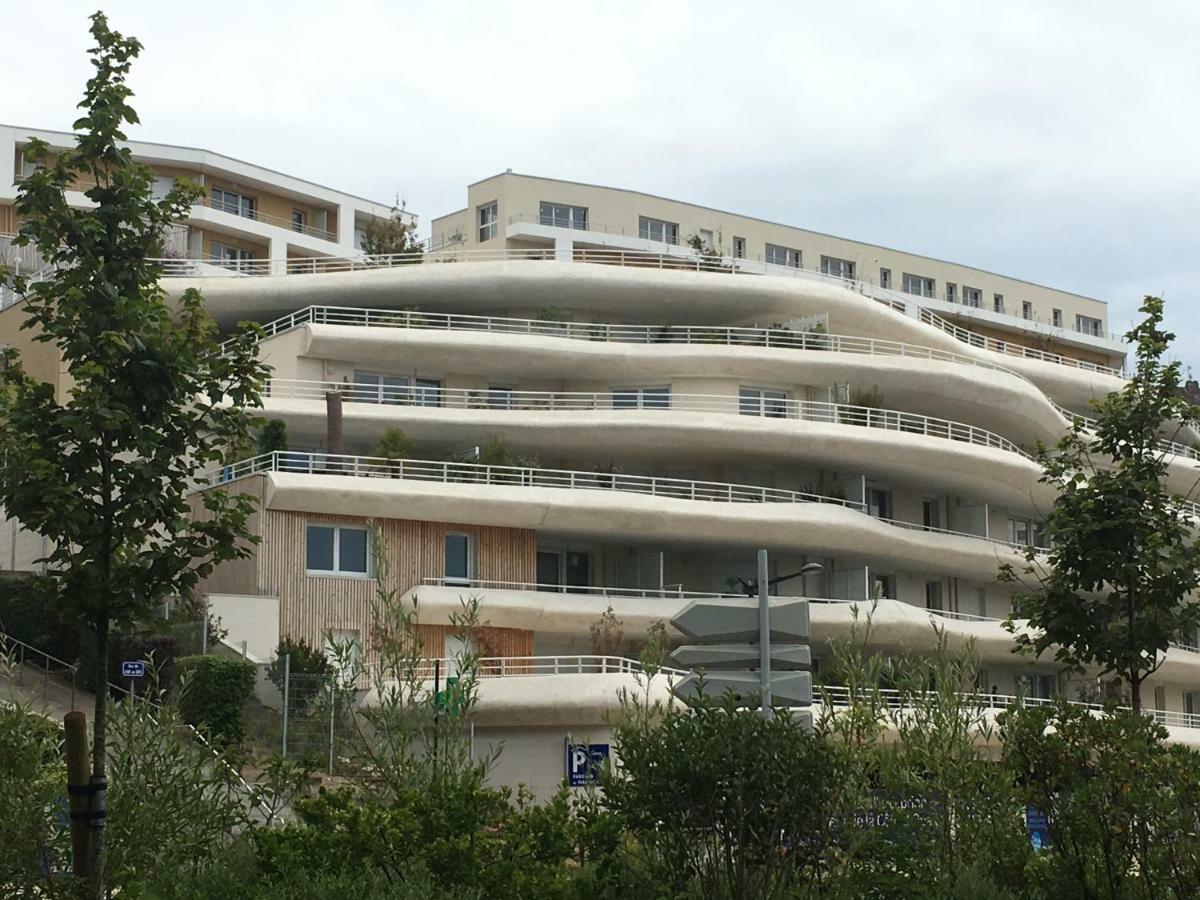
[611,385,671,410]
[538,201,588,230]
[901,273,935,298]
[305,524,372,578]
[291,209,307,232]
[962,286,982,308]
[738,386,790,419]
[732,236,746,259]
[819,255,855,280]
[765,243,801,268]
[444,532,476,585]
[478,201,499,242]
[212,187,257,219]
[638,216,679,245]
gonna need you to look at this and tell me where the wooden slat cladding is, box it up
[257,510,536,653]
[190,475,266,597]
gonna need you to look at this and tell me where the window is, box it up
[306,524,370,576]
[210,242,256,271]
[922,498,940,530]
[962,286,982,308]
[867,487,892,519]
[1076,314,1102,337]
[1022,301,1033,320]
[1016,673,1056,700]
[732,236,746,259]
[1154,685,1167,712]
[1052,308,1063,328]
[879,268,892,289]
[211,187,256,219]
[612,386,671,409]
[538,201,588,230]
[1186,690,1199,718]
[993,293,1005,314]
[820,255,855,279]
[444,532,475,585]
[1008,517,1045,548]
[352,370,412,405]
[765,243,801,268]
[413,377,443,407]
[698,229,715,250]
[739,386,789,418]
[478,202,498,242]
[872,573,896,600]
[925,580,943,611]
[486,385,514,409]
[151,175,175,200]
[536,550,590,589]
[639,216,679,244]
[291,209,307,232]
[902,273,935,298]
[945,282,957,303]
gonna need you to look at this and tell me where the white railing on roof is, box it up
[150,246,1125,377]
[201,451,1046,553]
[265,379,1032,459]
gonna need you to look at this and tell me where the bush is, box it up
[177,655,256,744]
[79,631,182,698]
[266,637,332,694]
[0,573,78,663]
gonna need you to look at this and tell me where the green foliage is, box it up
[589,605,624,656]
[176,655,256,744]
[254,418,288,455]
[0,573,78,662]
[359,204,422,260]
[0,19,267,884]
[456,436,539,468]
[1003,297,1200,711]
[78,630,181,698]
[371,425,416,461]
[265,637,331,695]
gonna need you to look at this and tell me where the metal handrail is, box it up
[0,631,79,710]
[198,197,338,242]
[265,380,1031,459]
[419,576,748,600]
[234,304,1040,388]
[1049,399,1200,464]
[201,451,1043,554]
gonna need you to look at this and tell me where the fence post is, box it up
[281,653,290,758]
[328,676,337,775]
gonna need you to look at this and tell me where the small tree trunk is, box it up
[87,611,109,898]
[1130,671,1142,716]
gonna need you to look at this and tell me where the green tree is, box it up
[0,13,266,889]
[255,418,288,456]
[371,426,415,461]
[359,203,422,261]
[1003,296,1200,712]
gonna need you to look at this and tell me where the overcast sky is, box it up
[3,1,1197,368]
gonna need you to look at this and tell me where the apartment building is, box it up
[0,123,403,280]
[6,157,1200,795]
[431,172,1126,372]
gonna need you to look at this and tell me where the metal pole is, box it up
[758,548,772,719]
[328,676,336,775]
[201,606,209,655]
[281,653,290,757]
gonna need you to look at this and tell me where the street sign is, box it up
[566,741,609,787]
[669,643,810,671]
[673,671,812,707]
[1026,807,1051,851]
[671,597,810,643]
[121,661,145,678]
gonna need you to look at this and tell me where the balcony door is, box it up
[537,550,590,590]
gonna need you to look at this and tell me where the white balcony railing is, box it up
[197,198,338,242]
[147,245,1126,378]
[419,576,744,600]
[265,380,1032,460]
[201,451,1047,554]
[237,304,1041,389]
[1048,398,1200,464]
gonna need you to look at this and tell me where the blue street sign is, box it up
[1026,807,1051,851]
[121,660,145,678]
[566,741,609,787]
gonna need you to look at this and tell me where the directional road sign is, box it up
[673,671,812,708]
[671,597,809,643]
[669,643,810,671]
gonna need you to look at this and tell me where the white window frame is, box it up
[765,243,801,268]
[879,268,892,289]
[291,209,307,233]
[732,236,746,259]
[820,255,855,280]
[1022,301,1033,320]
[478,202,498,242]
[538,201,588,230]
[1052,308,1063,328]
[1075,314,1102,337]
[612,385,671,409]
[210,242,256,271]
[945,282,958,303]
[902,273,935,298]
[212,187,256,219]
[638,216,679,245]
[738,386,790,418]
[993,293,1005,313]
[962,286,982,308]
[305,524,372,577]
[867,487,892,519]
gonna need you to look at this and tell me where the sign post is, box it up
[121,659,145,698]
[669,550,814,726]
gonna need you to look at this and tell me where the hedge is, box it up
[0,574,79,663]
[78,631,181,699]
[177,655,256,745]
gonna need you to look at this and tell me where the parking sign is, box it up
[566,741,609,787]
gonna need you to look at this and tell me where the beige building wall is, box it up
[432,172,1110,336]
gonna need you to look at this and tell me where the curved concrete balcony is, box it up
[251,307,1075,447]
[165,254,1125,407]
[203,452,1040,580]
[262,381,1047,510]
